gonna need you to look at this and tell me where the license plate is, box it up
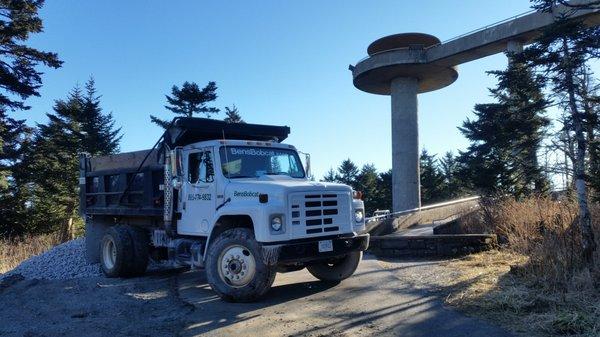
[318,240,333,253]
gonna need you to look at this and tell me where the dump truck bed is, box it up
[80,149,164,217]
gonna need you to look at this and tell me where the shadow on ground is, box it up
[178,256,514,337]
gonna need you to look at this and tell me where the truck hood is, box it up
[223,176,351,200]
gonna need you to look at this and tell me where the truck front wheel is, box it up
[206,228,276,302]
[307,251,362,282]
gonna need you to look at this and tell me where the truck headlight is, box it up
[271,216,283,231]
[354,209,364,223]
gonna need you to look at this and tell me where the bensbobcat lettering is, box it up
[230,148,280,156]
[233,191,259,197]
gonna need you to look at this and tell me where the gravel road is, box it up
[0,269,192,337]
[0,239,513,337]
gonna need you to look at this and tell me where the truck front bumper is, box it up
[260,234,370,266]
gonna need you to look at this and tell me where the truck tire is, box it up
[125,226,150,276]
[100,226,134,278]
[206,228,276,302]
[307,251,362,282]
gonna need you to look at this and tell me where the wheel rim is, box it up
[217,244,256,288]
[102,237,117,269]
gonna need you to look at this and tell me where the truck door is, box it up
[178,148,217,236]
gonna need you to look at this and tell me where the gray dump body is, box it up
[79,148,165,218]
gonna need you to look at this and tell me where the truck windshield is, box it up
[219,146,305,179]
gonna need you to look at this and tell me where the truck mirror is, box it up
[170,148,184,178]
[299,151,311,178]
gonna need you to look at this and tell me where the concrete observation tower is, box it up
[351,2,600,212]
[353,33,457,212]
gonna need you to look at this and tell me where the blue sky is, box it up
[21,0,537,178]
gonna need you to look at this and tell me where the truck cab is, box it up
[81,117,369,302]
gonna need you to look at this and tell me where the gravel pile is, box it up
[2,237,103,281]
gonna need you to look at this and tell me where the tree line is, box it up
[322,150,469,214]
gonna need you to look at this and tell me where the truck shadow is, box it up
[177,258,513,337]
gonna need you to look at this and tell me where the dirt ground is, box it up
[0,269,192,337]
[0,255,515,337]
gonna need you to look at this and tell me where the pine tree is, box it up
[223,105,244,124]
[322,168,336,182]
[355,164,379,212]
[440,151,467,199]
[0,0,62,111]
[519,8,600,262]
[0,0,61,236]
[336,159,359,187]
[26,83,121,237]
[420,150,445,204]
[150,81,220,128]
[375,169,393,212]
[458,58,549,197]
[80,78,121,155]
[0,108,32,236]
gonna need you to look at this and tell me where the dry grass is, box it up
[439,250,600,337]
[0,233,62,274]
[443,196,600,336]
[463,196,600,289]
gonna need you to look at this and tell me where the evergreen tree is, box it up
[322,168,336,182]
[375,169,393,212]
[80,78,121,155]
[0,0,61,236]
[0,0,62,111]
[519,6,600,262]
[420,150,445,204]
[440,151,470,199]
[355,164,379,212]
[150,81,220,128]
[0,107,32,235]
[336,159,359,187]
[26,82,121,237]
[458,58,549,197]
[223,105,244,124]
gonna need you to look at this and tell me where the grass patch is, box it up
[439,250,599,337]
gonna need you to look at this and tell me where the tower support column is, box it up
[390,77,420,212]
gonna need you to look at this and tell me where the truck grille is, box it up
[288,192,350,237]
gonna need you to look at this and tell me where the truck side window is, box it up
[188,151,214,184]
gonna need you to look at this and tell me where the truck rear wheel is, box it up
[307,251,362,282]
[125,226,150,276]
[206,228,276,302]
[100,226,134,278]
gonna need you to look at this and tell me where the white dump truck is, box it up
[80,117,369,302]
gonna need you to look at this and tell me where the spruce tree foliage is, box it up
[0,0,62,111]
[0,0,61,236]
[355,164,379,213]
[80,78,121,155]
[420,150,445,204]
[375,169,393,212]
[458,59,550,197]
[440,151,467,200]
[335,159,359,186]
[319,153,468,215]
[150,81,220,128]
[223,105,244,124]
[0,107,32,235]
[322,168,336,182]
[18,80,121,236]
[518,9,600,263]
